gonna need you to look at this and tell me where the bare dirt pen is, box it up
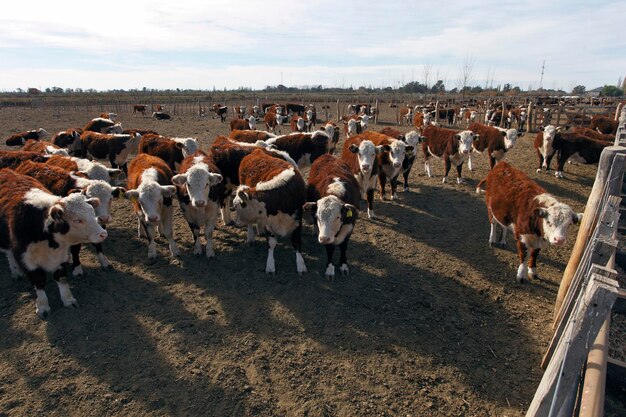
[0,103,596,416]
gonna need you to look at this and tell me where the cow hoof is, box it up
[489,241,496,247]
[325,264,335,279]
[391,194,398,200]
[340,264,349,276]
[403,187,409,192]
[37,309,50,320]
[205,251,215,259]
[72,265,84,277]
[457,178,464,184]
[193,247,202,255]
[536,168,542,173]
[101,264,113,271]
[442,177,448,184]
[63,298,79,309]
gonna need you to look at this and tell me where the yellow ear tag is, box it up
[130,195,138,203]
[346,210,353,218]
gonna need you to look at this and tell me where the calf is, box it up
[305,109,316,131]
[421,125,476,184]
[152,112,171,120]
[304,154,359,279]
[232,149,307,275]
[230,116,257,131]
[399,107,413,126]
[0,169,107,318]
[476,162,581,282]
[138,134,198,173]
[400,130,426,191]
[172,151,224,258]
[342,116,362,138]
[22,139,69,156]
[14,161,124,275]
[83,117,116,133]
[467,123,514,170]
[229,129,276,143]
[341,137,383,218]
[534,125,560,172]
[264,112,285,134]
[211,105,229,122]
[290,116,305,132]
[360,131,408,200]
[78,132,135,174]
[5,128,49,146]
[0,150,49,169]
[125,154,179,259]
[322,122,340,154]
[551,132,612,178]
[133,105,147,115]
[590,115,618,135]
[52,128,83,155]
[265,130,330,169]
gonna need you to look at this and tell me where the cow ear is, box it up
[419,135,427,143]
[501,131,507,137]
[473,134,480,140]
[86,197,100,208]
[107,168,123,178]
[161,185,176,197]
[112,187,126,198]
[573,213,583,224]
[209,173,223,186]
[302,202,317,213]
[49,204,64,220]
[382,145,392,152]
[171,173,188,185]
[454,134,461,140]
[539,126,545,131]
[124,189,139,202]
[349,144,359,153]
[536,208,548,218]
[405,146,414,153]
[175,142,184,149]
[67,188,83,195]
[342,204,358,220]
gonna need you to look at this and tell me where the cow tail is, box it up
[475,178,487,194]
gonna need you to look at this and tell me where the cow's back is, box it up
[308,154,359,206]
[128,153,173,189]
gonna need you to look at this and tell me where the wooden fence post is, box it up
[336,99,340,122]
[555,105,563,127]
[374,99,379,125]
[615,102,624,121]
[434,100,439,125]
[500,101,506,127]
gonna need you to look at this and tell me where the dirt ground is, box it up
[0,102,603,417]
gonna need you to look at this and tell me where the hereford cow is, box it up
[467,123,516,170]
[99,112,117,121]
[571,127,614,142]
[322,122,340,154]
[235,105,247,119]
[133,105,147,115]
[305,108,317,131]
[230,116,257,131]
[358,132,408,200]
[304,154,359,279]
[125,154,179,259]
[399,107,413,126]
[152,112,171,120]
[421,125,476,183]
[78,132,136,175]
[0,150,49,169]
[290,116,305,132]
[341,137,382,218]
[22,139,69,156]
[6,128,49,147]
[265,130,330,169]
[413,111,425,129]
[534,125,560,172]
[476,162,582,282]
[14,161,124,275]
[229,129,276,143]
[285,103,306,115]
[138,134,198,173]
[52,128,83,155]
[342,115,363,138]
[45,155,121,183]
[400,130,426,191]
[172,151,224,258]
[83,117,116,133]
[264,111,285,134]
[0,169,107,318]
[590,115,618,135]
[551,132,612,178]
[211,105,228,122]
[232,149,307,274]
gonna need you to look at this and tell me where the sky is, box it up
[1,0,624,92]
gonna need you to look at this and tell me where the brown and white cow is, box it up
[138,134,198,173]
[44,156,122,184]
[22,139,69,156]
[232,149,307,275]
[476,161,582,282]
[467,123,517,170]
[264,111,285,134]
[5,128,49,147]
[229,129,276,143]
[0,169,107,318]
[52,128,83,155]
[358,131,408,200]
[172,151,224,258]
[341,136,383,218]
[99,112,118,121]
[590,115,618,135]
[304,154,359,279]
[534,125,560,172]
[125,154,179,259]
[83,117,116,133]
[322,121,340,154]
[413,111,425,129]
[14,161,124,275]
[399,106,413,126]
[152,112,171,120]
[0,150,49,169]
[78,132,136,174]
[265,130,330,170]
[290,115,306,132]
[421,125,477,184]
[133,105,147,115]
[550,132,612,178]
[571,127,614,142]
[230,116,257,131]
[399,130,427,191]
[211,104,229,122]
[305,108,316,131]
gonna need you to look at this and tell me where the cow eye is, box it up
[73,219,84,224]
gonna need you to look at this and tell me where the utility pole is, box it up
[539,60,545,90]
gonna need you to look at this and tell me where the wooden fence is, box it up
[525,108,626,416]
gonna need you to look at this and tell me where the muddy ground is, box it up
[0,102,608,416]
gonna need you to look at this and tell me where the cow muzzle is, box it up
[193,200,206,208]
[147,215,160,223]
[319,235,334,245]
[552,236,566,246]
[91,230,108,243]
[97,215,111,225]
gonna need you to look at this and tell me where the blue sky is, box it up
[1,0,624,92]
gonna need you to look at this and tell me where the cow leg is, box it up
[499,227,507,246]
[555,154,566,179]
[489,154,497,170]
[188,222,202,254]
[528,248,540,280]
[221,195,234,226]
[379,172,388,200]
[6,252,23,279]
[247,224,256,245]
[160,205,179,257]
[467,153,474,172]
[291,222,307,275]
[70,244,84,277]
[142,221,157,259]
[489,221,498,246]
[390,175,399,200]
[536,151,545,173]
[516,241,529,283]
[442,157,452,183]
[204,217,217,259]
[54,263,78,309]
[339,238,350,276]
[265,234,277,275]
[29,268,50,319]
[402,159,413,192]
[324,244,336,280]
[94,242,111,269]
[366,189,376,219]
[545,153,555,173]
[456,163,464,184]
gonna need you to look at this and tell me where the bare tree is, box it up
[460,55,475,98]
[422,64,432,89]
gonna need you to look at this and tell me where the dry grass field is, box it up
[0,102,602,416]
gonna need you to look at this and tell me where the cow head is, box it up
[247,116,258,130]
[454,130,476,155]
[384,139,407,168]
[173,137,199,158]
[44,146,69,156]
[303,196,357,245]
[47,192,108,244]
[296,117,305,132]
[232,185,265,225]
[306,110,313,121]
[349,140,380,174]
[360,114,370,129]
[496,128,518,150]
[403,131,426,156]
[106,123,123,134]
[75,177,125,225]
[172,162,223,208]
[535,197,582,245]
[124,173,176,224]
[423,112,433,126]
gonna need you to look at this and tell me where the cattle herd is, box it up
[0,101,618,320]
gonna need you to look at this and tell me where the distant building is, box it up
[584,86,603,97]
